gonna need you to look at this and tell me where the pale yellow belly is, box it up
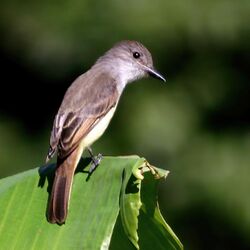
[80,106,116,149]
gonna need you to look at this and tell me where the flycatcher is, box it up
[46,40,165,224]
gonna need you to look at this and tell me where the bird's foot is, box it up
[87,147,103,174]
[89,153,103,173]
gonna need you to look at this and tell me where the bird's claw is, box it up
[89,153,103,174]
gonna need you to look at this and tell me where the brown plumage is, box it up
[47,73,118,224]
[46,40,165,224]
[47,147,80,224]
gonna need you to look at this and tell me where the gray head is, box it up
[95,40,166,84]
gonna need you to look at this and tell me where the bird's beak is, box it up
[146,66,166,82]
[139,63,166,82]
[137,62,166,82]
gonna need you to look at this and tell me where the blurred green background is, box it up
[1,0,250,249]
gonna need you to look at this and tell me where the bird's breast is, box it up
[80,106,117,148]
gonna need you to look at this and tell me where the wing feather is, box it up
[46,72,119,161]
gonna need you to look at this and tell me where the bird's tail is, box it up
[47,146,83,224]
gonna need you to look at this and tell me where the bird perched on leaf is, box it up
[46,40,166,224]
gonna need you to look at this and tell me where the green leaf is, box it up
[119,157,145,249]
[0,156,182,250]
[118,159,183,250]
[138,167,183,250]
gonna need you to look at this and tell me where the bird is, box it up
[46,40,166,224]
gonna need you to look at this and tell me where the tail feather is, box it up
[47,146,82,224]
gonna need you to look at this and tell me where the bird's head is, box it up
[97,40,166,84]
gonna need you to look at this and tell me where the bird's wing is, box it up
[46,72,119,161]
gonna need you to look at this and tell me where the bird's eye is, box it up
[133,52,140,59]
